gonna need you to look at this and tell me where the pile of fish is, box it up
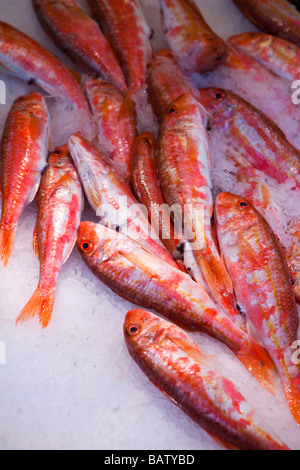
[0,0,300,451]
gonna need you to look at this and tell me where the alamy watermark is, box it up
[0,79,6,105]
[292,80,300,105]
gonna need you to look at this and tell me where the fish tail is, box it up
[16,287,56,328]
[235,340,276,394]
[0,223,17,267]
[283,378,300,426]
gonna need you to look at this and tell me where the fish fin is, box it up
[167,334,208,365]
[238,235,265,269]
[121,246,165,276]
[16,288,56,328]
[194,249,233,306]
[235,340,276,394]
[0,223,17,266]
[32,224,39,258]
[283,380,300,426]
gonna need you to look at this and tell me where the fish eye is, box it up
[53,149,61,155]
[126,324,141,336]
[168,106,176,116]
[238,200,250,210]
[80,240,93,253]
[215,92,223,100]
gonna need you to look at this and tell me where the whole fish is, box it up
[233,0,300,46]
[32,0,127,94]
[124,308,290,450]
[159,0,228,74]
[197,87,300,189]
[147,48,199,122]
[130,131,185,268]
[16,145,84,328]
[0,21,90,114]
[77,221,275,391]
[195,45,300,151]
[0,92,50,266]
[215,192,300,426]
[156,92,235,313]
[68,133,178,268]
[86,0,152,92]
[228,32,300,82]
[85,77,137,185]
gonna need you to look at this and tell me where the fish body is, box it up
[0,92,50,266]
[233,0,300,46]
[159,0,228,74]
[228,32,300,82]
[32,0,127,94]
[147,48,198,122]
[215,192,300,426]
[68,133,178,268]
[156,92,235,313]
[16,145,84,328]
[86,0,152,92]
[77,221,275,391]
[85,77,136,185]
[197,87,300,189]
[130,132,184,267]
[124,308,289,450]
[0,21,90,113]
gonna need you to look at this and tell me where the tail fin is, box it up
[235,340,277,394]
[16,287,56,328]
[283,378,300,426]
[0,223,17,267]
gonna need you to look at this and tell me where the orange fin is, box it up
[194,249,233,306]
[167,334,208,365]
[283,380,300,426]
[16,288,56,328]
[0,223,17,267]
[235,340,276,395]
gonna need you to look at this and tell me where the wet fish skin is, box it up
[130,131,184,267]
[0,92,50,266]
[233,0,300,46]
[124,308,290,450]
[0,20,90,113]
[32,0,127,94]
[228,32,300,82]
[156,91,236,315]
[77,221,276,392]
[197,87,300,189]
[68,133,178,268]
[85,77,136,185]
[215,192,300,426]
[159,0,228,74]
[147,48,199,122]
[86,0,152,92]
[16,144,84,328]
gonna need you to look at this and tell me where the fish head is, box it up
[197,87,237,127]
[77,221,134,265]
[163,92,201,129]
[124,309,171,350]
[133,131,155,153]
[13,91,48,117]
[215,192,258,235]
[47,144,72,166]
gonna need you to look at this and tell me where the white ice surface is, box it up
[0,0,300,451]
